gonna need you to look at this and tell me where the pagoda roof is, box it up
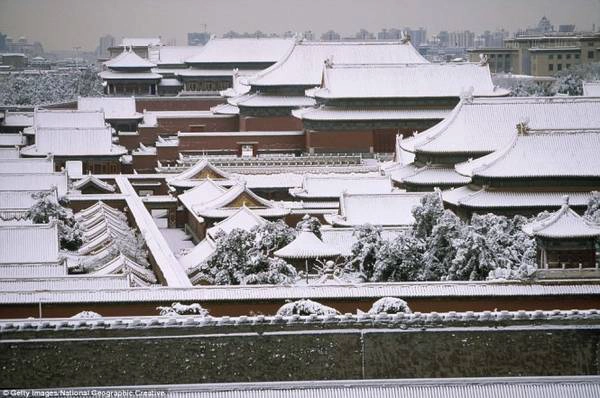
[583,81,600,96]
[293,106,449,121]
[274,224,340,259]
[523,197,600,239]
[309,62,508,100]
[21,127,127,157]
[178,179,228,214]
[193,182,290,219]
[179,238,216,272]
[249,41,428,88]
[0,222,59,265]
[77,97,142,120]
[104,49,156,69]
[325,192,425,227]
[289,174,395,199]
[401,97,600,156]
[206,206,267,239]
[185,38,294,65]
[0,156,54,174]
[74,201,123,221]
[167,158,232,188]
[456,131,600,179]
[443,186,594,210]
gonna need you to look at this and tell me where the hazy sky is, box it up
[1,0,599,51]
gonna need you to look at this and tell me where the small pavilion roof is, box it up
[104,49,156,69]
[309,62,508,100]
[455,131,600,180]
[523,196,600,239]
[401,96,600,156]
[274,224,340,259]
[178,179,228,213]
[91,253,157,286]
[325,192,425,227]
[207,206,267,239]
[167,158,231,188]
[250,41,428,88]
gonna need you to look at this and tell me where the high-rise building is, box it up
[97,35,115,58]
[320,30,341,41]
[448,30,475,48]
[188,32,211,46]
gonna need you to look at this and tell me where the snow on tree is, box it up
[157,302,209,316]
[584,192,600,224]
[510,80,555,97]
[347,224,384,280]
[295,214,322,240]
[371,233,424,282]
[70,311,102,319]
[420,210,465,280]
[26,191,83,251]
[368,297,412,314]
[276,299,340,316]
[195,223,297,285]
[412,191,445,239]
[0,68,103,106]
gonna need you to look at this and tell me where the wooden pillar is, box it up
[168,206,176,228]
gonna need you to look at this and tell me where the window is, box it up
[566,54,571,59]
[557,64,562,71]
[575,53,580,59]
[566,64,571,69]
[548,64,554,71]
[557,54,562,60]
[589,51,595,59]
[548,54,554,60]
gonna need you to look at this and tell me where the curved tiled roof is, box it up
[523,197,600,239]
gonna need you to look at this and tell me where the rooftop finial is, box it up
[562,195,570,206]
[479,53,488,66]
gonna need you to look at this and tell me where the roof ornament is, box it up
[460,86,475,103]
[324,55,334,68]
[479,53,489,66]
[516,117,530,135]
[562,195,570,206]
[400,31,411,44]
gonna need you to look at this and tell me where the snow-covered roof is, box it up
[74,201,123,221]
[250,41,428,87]
[443,186,593,209]
[234,173,305,189]
[157,78,182,87]
[185,38,294,65]
[0,190,54,219]
[523,197,600,239]
[77,97,142,120]
[104,49,156,69]
[176,68,263,77]
[0,274,130,291]
[179,238,216,271]
[274,224,340,259]
[391,164,471,187]
[229,93,316,108]
[91,253,157,287]
[289,175,395,199]
[22,127,127,157]
[326,192,425,227]
[210,103,240,115]
[178,179,228,214]
[456,132,600,179]
[151,46,203,65]
[2,111,33,127]
[0,262,67,278]
[167,159,231,188]
[139,111,228,128]
[193,182,290,219]
[0,172,68,196]
[0,133,26,147]
[72,174,116,193]
[0,223,59,264]
[120,37,161,47]
[292,106,450,121]
[206,206,267,239]
[404,96,600,156]
[0,156,54,174]
[33,109,106,129]
[0,147,20,159]
[583,81,600,97]
[309,63,508,99]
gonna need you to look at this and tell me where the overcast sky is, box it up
[1,0,599,51]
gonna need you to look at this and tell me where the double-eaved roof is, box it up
[308,62,508,100]
[249,41,428,88]
[325,192,425,227]
[104,49,156,69]
[402,96,600,156]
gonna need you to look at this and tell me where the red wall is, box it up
[240,116,303,132]
[306,130,374,153]
[136,97,225,112]
[178,132,305,153]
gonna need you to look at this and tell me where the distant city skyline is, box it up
[0,0,598,51]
